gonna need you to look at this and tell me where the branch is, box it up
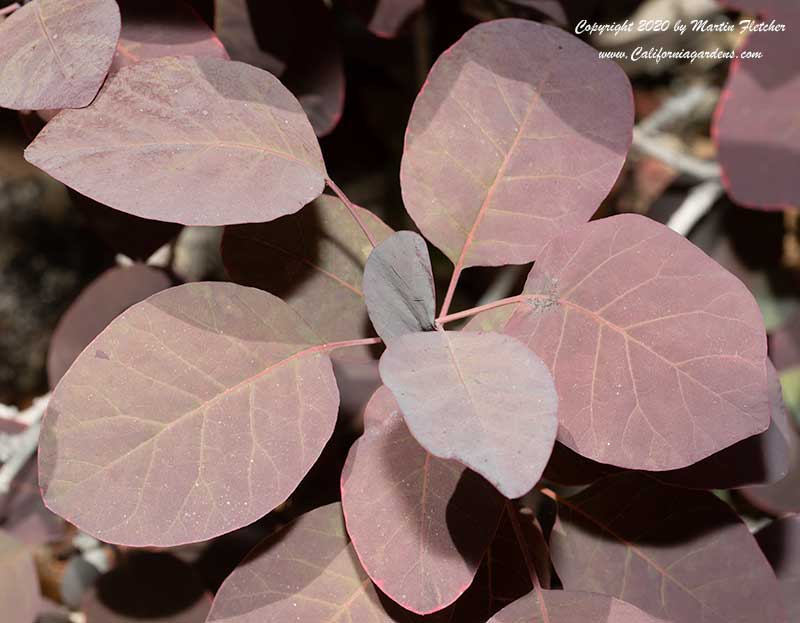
[0,394,50,494]
[666,180,724,237]
[632,128,721,181]
[437,293,528,325]
[326,179,378,248]
[0,3,20,17]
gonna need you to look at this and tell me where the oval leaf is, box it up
[111,0,229,75]
[655,360,792,489]
[714,24,800,210]
[488,590,663,623]
[47,264,173,387]
[363,231,436,342]
[222,195,393,360]
[400,18,633,268]
[499,213,769,470]
[0,0,120,110]
[550,473,785,623]
[756,516,800,623]
[0,530,41,623]
[24,56,327,226]
[341,387,504,614]
[207,502,399,623]
[39,282,339,546]
[379,330,558,498]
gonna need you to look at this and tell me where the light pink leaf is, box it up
[207,502,399,623]
[38,282,339,546]
[341,388,504,614]
[757,516,800,623]
[110,0,229,75]
[488,590,664,623]
[221,195,392,361]
[714,23,800,210]
[214,0,345,136]
[497,213,769,470]
[363,231,436,342]
[47,264,173,387]
[83,552,211,623]
[379,330,558,498]
[0,0,120,110]
[0,530,41,623]
[549,473,786,623]
[400,18,633,268]
[24,56,327,226]
[654,359,792,489]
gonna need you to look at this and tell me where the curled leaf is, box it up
[363,231,436,342]
[39,282,339,546]
[25,56,327,226]
[379,330,558,498]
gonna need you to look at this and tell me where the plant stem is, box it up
[323,336,382,352]
[505,500,542,589]
[438,266,463,319]
[0,3,19,17]
[437,294,528,325]
[326,179,378,248]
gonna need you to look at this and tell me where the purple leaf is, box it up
[364,0,425,38]
[341,387,504,613]
[214,0,345,136]
[221,195,393,361]
[38,282,340,546]
[714,22,800,210]
[502,0,569,26]
[756,516,800,623]
[740,421,800,515]
[111,0,229,75]
[487,590,664,623]
[0,0,120,110]
[0,530,41,623]
[363,231,436,342]
[0,460,64,546]
[400,18,633,268]
[47,264,173,387]
[83,552,211,623]
[549,473,786,623]
[654,360,792,489]
[24,57,327,226]
[207,502,400,623]
[499,213,770,470]
[379,330,558,498]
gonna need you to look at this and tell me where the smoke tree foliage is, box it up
[0,1,793,622]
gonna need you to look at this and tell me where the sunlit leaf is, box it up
[550,473,786,623]
[380,330,558,498]
[25,56,326,226]
[0,0,120,110]
[363,232,436,342]
[400,19,633,268]
[341,387,504,613]
[39,282,339,546]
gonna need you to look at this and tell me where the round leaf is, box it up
[0,0,121,110]
[39,282,339,546]
[488,590,664,623]
[379,330,559,498]
[341,388,504,613]
[24,56,327,226]
[400,18,633,268]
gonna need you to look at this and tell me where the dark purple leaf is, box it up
[756,516,800,623]
[400,19,633,268]
[487,590,663,623]
[549,473,786,623]
[38,282,340,546]
[214,0,345,136]
[719,0,787,16]
[0,530,41,623]
[363,231,436,342]
[111,0,229,75]
[542,442,619,486]
[497,214,770,470]
[714,23,800,210]
[502,0,568,26]
[341,387,504,613]
[654,359,792,489]
[207,502,400,623]
[379,330,558,498]
[740,420,800,515]
[221,195,393,361]
[363,0,425,38]
[770,312,800,372]
[0,0,120,110]
[24,57,327,226]
[0,459,64,546]
[83,552,211,623]
[47,264,173,387]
